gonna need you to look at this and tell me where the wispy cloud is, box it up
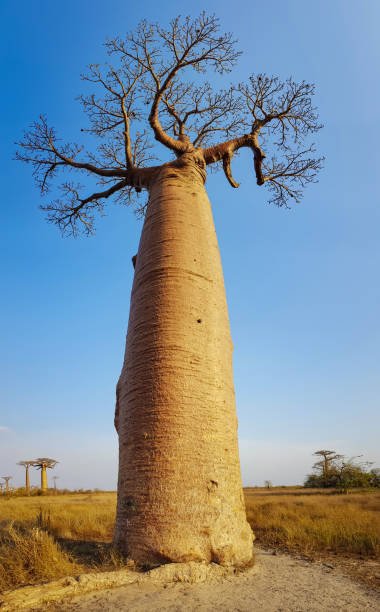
[0,426,10,432]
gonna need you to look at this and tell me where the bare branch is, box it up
[158,81,242,148]
[203,73,323,204]
[222,153,239,188]
[79,62,145,169]
[203,133,266,186]
[17,15,323,231]
[239,75,322,141]
[262,147,324,207]
[40,162,157,236]
[106,13,240,154]
[15,116,127,182]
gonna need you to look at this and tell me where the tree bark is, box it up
[114,151,253,567]
[25,467,30,494]
[41,467,47,491]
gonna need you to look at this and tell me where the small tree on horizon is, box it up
[312,450,343,486]
[305,451,378,489]
[2,477,12,493]
[17,12,323,567]
[17,460,35,494]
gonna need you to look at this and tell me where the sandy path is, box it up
[54,549,379,612]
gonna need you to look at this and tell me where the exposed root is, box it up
[0,561,258,611]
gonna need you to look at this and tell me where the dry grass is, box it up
[0,493,119,592]
[0,522,81,592]
[0,488,379,593]
[0,493,116,542]
[245,488,380,558]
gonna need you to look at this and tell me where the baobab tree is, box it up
[16,13,323,567]
[2,477,12,493]
[52,475,59,491]
[313,450,343,482]
[17,460,35,494]
[33,458,58,492]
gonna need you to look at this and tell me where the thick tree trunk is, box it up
[25,467,30,494]
[41,467,47,491]
[114,152,253,567]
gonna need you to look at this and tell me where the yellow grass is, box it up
[0,523,81,592]
[0,493,118,592]
[0,488,379,592]
[245,488,380,557]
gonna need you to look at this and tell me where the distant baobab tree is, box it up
[17,13,323,567]
[2,477,12,492]
[33,458,58,492]
[313,450,343,481]
[17,460,35,494]
[52,475,59,491]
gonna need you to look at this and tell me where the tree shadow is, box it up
[57,538,125,570]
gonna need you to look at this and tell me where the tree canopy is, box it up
[33,458,58,470]
[16,12,323,237]
[305,451,379,489]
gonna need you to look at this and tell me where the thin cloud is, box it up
[0,426,10,432]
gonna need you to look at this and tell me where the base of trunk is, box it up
[113,495,254,568]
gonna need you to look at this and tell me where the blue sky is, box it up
[1,0,379,489]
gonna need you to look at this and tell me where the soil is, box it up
[51,548,380,612]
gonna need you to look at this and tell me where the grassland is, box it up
[0,488,379,592]
[0,492,117,592]
[245,487,379,557]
